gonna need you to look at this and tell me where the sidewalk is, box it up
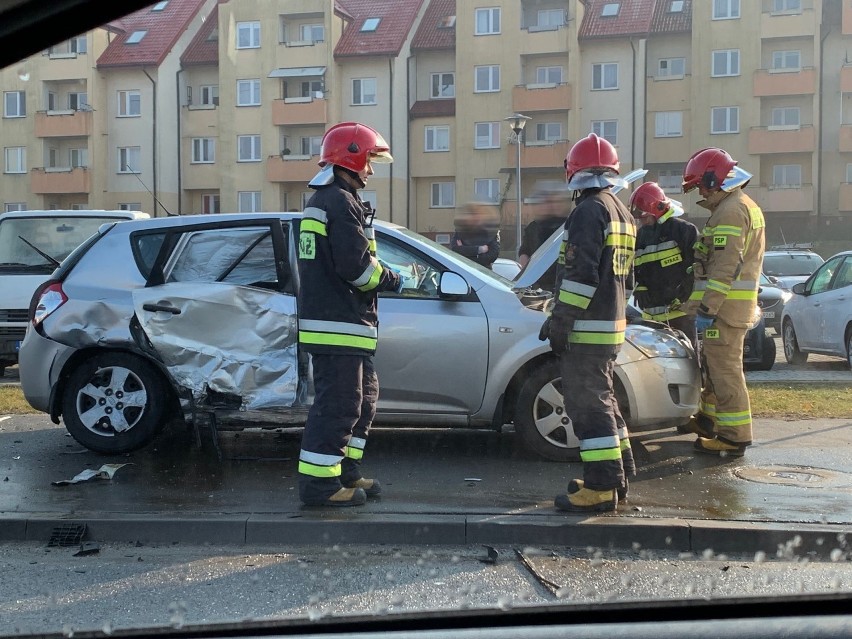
[1,415,850,559]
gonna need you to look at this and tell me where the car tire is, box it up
[846,326,852,370]
[514,360,581,462]
[62,351,169,454]
[782,319,808,365]
[752,332,776,371]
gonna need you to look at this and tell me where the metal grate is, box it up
[47,523,87,547]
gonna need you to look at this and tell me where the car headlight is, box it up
[780,290,793,303]
[625,325,690,358]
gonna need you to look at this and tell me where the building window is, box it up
[73,36,87,53]
[151,1,168,10]
[711,106,739,134]
[4,91,26,118]
[655,112,683,137]
[300,80,323,98]
[536,9,565,28]
[658,57,685,78]
[657,170,681,191]
[299,24,325,42]
[118,202,142,211]
[430,73,455,98]
[474,65,500,93]
[300,136,322,156]
[536,122,562,142]
[4,147,26,173]
[352,78,377,105]
[712,49,740,77]
[535,66,563,84]
[474,122,500,149]
[474,178,500,203]
[425,125,450,152]
[591,120,617,145]
[68,92,88,110]
[771,50,801,72]
[670,1,684,11]
[772,164,801,189]
[475,7,501,35]
[191,138,215,163]
[770,107,800,129]
[361,18,381,32]
[237,135,261,162]
[772,0,801,13]
[430,182,455,208]
[846,164,852,183]
[126,30,147,44]
[200,85,219,106]
[602,3,620,17]
[201,193,220,214]
[712,0,740,19]
[237,21,260,49]
[117,90,141,117]
[238,191,262,213]
[592,63,618,90]
[70,148,88,168]
[118,146,141,173]
[5,203,27,212]
[237,79,261,106]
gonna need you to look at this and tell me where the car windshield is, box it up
[3,1,852,637]
[763,253,824,277]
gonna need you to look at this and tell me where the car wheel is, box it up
[782,320,808,365]
[846,326,852,370]
[754,332,776,371]
[514,360,580,462]
[61,352,169,454]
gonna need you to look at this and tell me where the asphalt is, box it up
[1,352,850,560]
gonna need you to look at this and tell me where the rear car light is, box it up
[31,282,68,326]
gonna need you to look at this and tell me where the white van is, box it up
[0,210,149,374]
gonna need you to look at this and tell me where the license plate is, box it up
[763,311,775,319]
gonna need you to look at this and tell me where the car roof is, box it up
[0,209,149,220]
[105,211,402,232]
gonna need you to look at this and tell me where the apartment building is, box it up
[2,0,850,249]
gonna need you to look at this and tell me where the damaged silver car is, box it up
[19,213,700,461]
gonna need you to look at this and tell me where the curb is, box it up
[1,513,847,559]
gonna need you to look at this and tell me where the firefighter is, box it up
[681,147,765,456]
[629,181,699,350]
[296,122,403,507]
[544,133,636,513]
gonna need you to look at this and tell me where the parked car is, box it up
[19,213,700,461]
[781,250,852,368]
[741,309,776,371]
[757,272,790,334]
[763,248,825,290]
[0,209,149,375]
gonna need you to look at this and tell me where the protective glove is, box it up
[538,316,551,341]
[548,317,572,354]
[695,311,715,334]
[390,271,404,294]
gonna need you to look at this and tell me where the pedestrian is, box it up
[629,181,699,350]
[296,121,403,507]
[519,184,571,289]
[450,202,501,269]
[543,132,636,513]
[680,147,766,457]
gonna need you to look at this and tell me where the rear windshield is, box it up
[0,215,127,274]
[763,253,824,277]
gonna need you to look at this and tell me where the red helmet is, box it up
[565,133,620,181]
[629,182,670,219]
[681,147,737,193]
[318,122,393,172]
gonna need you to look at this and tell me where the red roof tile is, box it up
[97,0,208,68]
[579,0,656,40]
[651,0,691,34]
[181,4,218,66]
[409,99,455,119]
[411,0,455,51]
[334,0,425,58]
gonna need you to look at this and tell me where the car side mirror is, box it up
[438,271,470,298]
[791,282,806,295]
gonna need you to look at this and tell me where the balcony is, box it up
[839,125,852,152]
[753,68,816,97]
[30,167,91,194]
[512,83,572,113]
[271,97,328,127]
[183,105,218,137]
[506,140,572,170]
[840,65,852,93]
[748,125,815,154]
[759,7,817,38]
[839,184,852,212]
[34,110,92,137]
[748,184,814,214]
[517,24,570,55]
[266,155,317,183]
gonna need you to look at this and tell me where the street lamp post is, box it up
[505,113,530,259]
